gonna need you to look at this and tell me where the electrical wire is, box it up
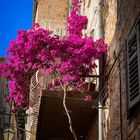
[92,43,125,109]
[8,123,36,135]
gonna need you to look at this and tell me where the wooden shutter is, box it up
[126,25,140,111]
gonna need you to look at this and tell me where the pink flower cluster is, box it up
[0,0,108,110]
[68,0,88,38]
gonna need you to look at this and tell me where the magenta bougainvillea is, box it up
[0,0,107,110]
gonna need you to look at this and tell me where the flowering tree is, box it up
[0,0,107,110]
[0,1,107,139]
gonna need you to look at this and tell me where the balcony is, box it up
[36,90,98,140]
[26,70,99,140]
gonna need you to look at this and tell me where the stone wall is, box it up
[34,0,68,35]
[0,57,10,131]
[104,0,140,139]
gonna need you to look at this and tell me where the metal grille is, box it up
[26,69,46,140]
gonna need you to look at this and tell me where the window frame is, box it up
[125,20,140,116]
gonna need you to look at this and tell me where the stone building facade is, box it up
[83,0,140,140]
[103,0,140,139]
[30,0,140,139]
[0,57,10,131]
[0,57,12,139]
[33,0,68,35]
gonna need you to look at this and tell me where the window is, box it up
[40,20,46,29]
[55,28,61,36]
[125,21,140,113]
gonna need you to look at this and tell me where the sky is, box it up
[0,0,34,56]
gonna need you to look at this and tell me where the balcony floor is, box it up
[36,90,98,140]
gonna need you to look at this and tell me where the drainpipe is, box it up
[96,0,104,140]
